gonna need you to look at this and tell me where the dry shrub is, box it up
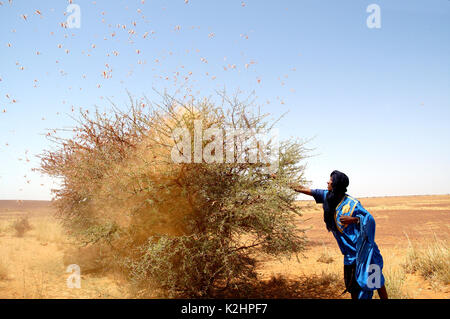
[30,217,66,243]
[39,92,310,297]
[316,245,334,264]
[382,266,409,299]
[13,216,32,237]
[404,237,449,285]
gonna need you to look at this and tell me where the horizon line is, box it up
[1,193,450,202]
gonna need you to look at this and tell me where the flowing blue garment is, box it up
[354,210,385,299]
[311,189,385,299]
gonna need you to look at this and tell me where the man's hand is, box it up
[288,183,301,191]
[269,175,312,196]
[288,183,312,196]
[339,216,359,225]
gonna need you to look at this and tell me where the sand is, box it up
[0,195,448,299]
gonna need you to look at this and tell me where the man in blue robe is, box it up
[291,170,388,299]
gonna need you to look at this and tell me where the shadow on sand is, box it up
[211,273,346,299]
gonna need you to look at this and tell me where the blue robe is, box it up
[311,189,385,299]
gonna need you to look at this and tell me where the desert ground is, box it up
[0,195,448,299]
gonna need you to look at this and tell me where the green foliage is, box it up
[39,92,310,297]
[125,234,257,297]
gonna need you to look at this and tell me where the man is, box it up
[291,170,388,299]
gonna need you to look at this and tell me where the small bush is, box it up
[13,216,32,237]
[31,217,66,243]
[317,254,334,264]
[316,246,334,264]
[404,237,449,285]
[382,266,408,299]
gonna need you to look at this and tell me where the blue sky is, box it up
[0,0,449,200]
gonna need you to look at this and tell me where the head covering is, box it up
[324,170,349,232]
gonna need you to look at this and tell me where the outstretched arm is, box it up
[269,174,313,196]
[289,184,312,196]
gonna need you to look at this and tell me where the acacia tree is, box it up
[39,92,310,297]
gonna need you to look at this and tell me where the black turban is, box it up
[324,170,349,232]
